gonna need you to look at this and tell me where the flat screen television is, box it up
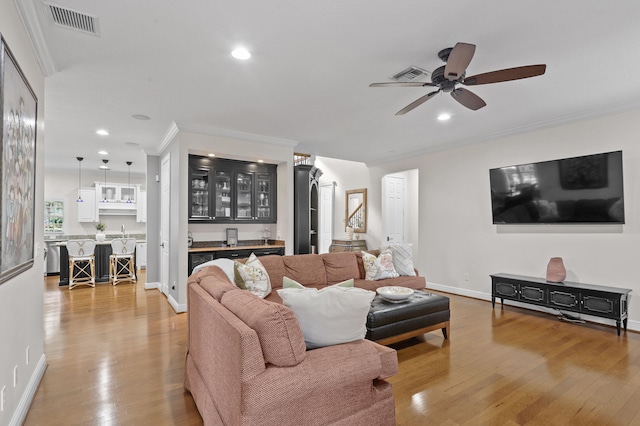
[490,151,624,224]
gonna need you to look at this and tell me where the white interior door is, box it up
[319,182,335,253]
[160,154,170,295]
[382,175,405,244]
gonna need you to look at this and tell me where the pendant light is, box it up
[126,161,132,203]
[102,159,109,202]
[76,157,84,202]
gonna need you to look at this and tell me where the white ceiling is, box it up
[17,0,640,175]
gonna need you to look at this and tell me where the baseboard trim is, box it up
[10,354,47,426]
[167,293,187,313]
[144,281,160,290]
[426,281,640,333]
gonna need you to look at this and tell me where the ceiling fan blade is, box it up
[451,88,486,110]
[444,42,476,81]
[395,90,440,115]
[369,81,437,87]
[463,64,546,86]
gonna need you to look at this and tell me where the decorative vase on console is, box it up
[96,222,106,243]
[346,226,354,241]
[546,257,566,282]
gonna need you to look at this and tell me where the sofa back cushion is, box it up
[194,266,237,301]
[321,252,361,284]
[282,254,328,286]
[257,255,287,290]
[221,289,307,367]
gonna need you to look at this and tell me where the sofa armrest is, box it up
[241,339,397,415]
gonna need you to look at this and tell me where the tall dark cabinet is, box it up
[294,165,322,254]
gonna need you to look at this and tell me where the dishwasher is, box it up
[45,241,61,275]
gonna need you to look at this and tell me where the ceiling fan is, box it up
[370,42,546,115]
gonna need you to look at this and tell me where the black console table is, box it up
[491,273,631,335]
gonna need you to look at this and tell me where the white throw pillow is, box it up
[283,276,354,289]
[234,253,272,299]
[192,258,236,282]
[383,243,417,277]
[277,280,375,349]
[362,248,399,281]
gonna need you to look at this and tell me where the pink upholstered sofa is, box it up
[259,251,426,303]
[185,262,400,425]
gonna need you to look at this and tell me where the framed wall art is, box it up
[0,34,38,284]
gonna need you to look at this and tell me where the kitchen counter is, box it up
[188,243,284,253]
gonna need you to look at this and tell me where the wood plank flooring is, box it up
[26,275,640,425]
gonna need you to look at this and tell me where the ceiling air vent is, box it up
[44,2,100,36]
[392,66,430,82]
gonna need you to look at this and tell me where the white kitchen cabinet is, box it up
[136,243,147,270]
[136,190,147,222]
[77,189,97,222]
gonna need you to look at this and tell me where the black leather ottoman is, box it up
[366,291,450,345]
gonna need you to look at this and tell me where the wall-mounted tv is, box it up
[490,151,624,224]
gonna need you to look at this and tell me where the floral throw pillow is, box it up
[234,253,272,298]
[362,248,399,281]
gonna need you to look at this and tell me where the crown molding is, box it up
[154,121,300,155]
[14,0,57,77]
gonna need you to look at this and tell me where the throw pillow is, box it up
[192,258,236,282]
[277,282,375,349]
[383,243,417,277]
[234,253,272,298]
[362,248,399,281]
[283,276,354,289]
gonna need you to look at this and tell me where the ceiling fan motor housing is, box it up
[431,65,462,92]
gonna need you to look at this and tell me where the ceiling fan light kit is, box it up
[371,42,546,115]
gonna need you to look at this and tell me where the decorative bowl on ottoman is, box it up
[376,286,414,301]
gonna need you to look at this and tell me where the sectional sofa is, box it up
[184,250,426,425]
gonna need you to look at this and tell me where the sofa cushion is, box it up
[321,252,361,284]
[382,243,417,277]
[257,255,287,290]
[234,253,272,298]
[194,266,237,301]
[362,248,399,281]
[221,290,306,367]
[282,254,328,286]
[277,283,376,349]
[192,258,236,282]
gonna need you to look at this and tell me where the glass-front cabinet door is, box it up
[189,165,210,220]
[256,173,272,220]
[119,186,136,203]
[214,170,232,220]
[235,172,254,220]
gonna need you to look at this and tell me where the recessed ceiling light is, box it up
[437,113,451,121]
[132,114,151,121]
[257,160,264,163]
[96,129,109,136]
[208,153,216,157]
[99,165,110,170]
[231,47,251,60]
[98,150,108,155]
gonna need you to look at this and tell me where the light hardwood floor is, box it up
[26,274,640,425]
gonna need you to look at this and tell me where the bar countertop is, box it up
[188,240,284,253]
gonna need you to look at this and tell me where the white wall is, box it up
[314,157,373,241]
[371,109,640,330]
[0,3,46,424]
[43,170,147,236]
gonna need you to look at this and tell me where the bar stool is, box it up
[67,239,96,290]
[110,238,137,285]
